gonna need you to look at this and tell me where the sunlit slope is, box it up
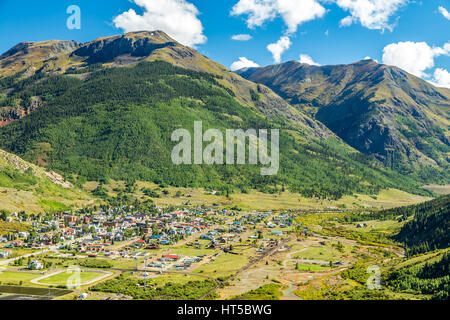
[0,149,93,213]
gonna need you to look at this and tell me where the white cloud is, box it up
[267,36,292,63]
[382,41,450,77]
[231,0,277,29]
[431,68,450,88]
[276,0,327,33]
[113,0,207,48]
[299,54,321,66]
[439,6,450,20]
[231,0,326,33]
[336,0,409,31]
[230,57,260,71]
[340,15,353,27]
[231,34,253,41]
[445,43,450,53]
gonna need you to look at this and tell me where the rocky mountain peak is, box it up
[72,30,178,64]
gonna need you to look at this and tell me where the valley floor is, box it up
[0,187,447,301]
[85,180,432,211]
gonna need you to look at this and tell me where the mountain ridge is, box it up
[237,60,450,182]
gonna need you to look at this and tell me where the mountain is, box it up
[0,31,328,137]
[0,31,430,199]
[237,60,450,183]
[0,148,93,213]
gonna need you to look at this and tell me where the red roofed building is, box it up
[135,239,146,246]
[165,254,180,261]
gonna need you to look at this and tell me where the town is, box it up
[0,202,300,300]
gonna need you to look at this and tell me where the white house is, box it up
[29,260,44,270]
[0,250,12,258]
[78,293,88,300]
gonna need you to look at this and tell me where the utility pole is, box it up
[144,257,148,287]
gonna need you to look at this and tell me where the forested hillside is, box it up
[0,61,427,199]
[393,195,449,255]
[387,252,449,300]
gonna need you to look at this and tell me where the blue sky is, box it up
[0,0,449,86]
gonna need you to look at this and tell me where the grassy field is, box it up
[292,243,353,261]
[167,246,218,257]
[0,271,40,284]
[0,221,30,233]
[0,248,41,260]
[0,148,97,213]
[109,258,141,270]
[422,184,450,195]
[386,249,449,271]
[192,253,249,278]
[128,272,206,285]
[341,219,407,234]
[84,180,431,211]
[293,249,450,300]
[0,186,97,214]
[36,271,106,286]
[294,263,331,272]
[230,283,282,300]
[230,188,429,211]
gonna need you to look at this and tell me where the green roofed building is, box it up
[271,230,283,236]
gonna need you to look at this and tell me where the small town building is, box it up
[29,260,44,270]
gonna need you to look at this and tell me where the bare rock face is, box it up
[0,96,44,128]
[72,31,177,63]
